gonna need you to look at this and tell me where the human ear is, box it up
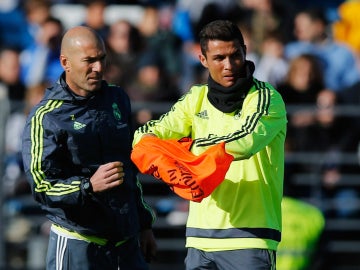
[199,54,208,68]
[60,55,70,72]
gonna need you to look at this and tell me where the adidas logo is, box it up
[73,121,86,130]
[196,110,209,119]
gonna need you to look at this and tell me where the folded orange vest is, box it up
[131,136,234,202]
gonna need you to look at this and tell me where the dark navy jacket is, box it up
[22,73,154,241]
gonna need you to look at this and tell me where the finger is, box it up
[110,161,123,168]
[118,174,125,184]
[108,178,124,188]
[103,161,123,171]
[104,167,123,179]
[105,172,125,184]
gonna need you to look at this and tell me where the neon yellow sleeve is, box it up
[133,86,206,146]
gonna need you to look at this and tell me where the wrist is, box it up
[81,178,93,195]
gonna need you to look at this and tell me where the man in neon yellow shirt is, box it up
[277,196,325,270]
[133,20,287,270]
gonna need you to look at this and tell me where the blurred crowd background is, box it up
[1,0,360,269]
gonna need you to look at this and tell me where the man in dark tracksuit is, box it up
[21,26,156,270]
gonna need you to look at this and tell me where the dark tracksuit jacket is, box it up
[22,73,154,243]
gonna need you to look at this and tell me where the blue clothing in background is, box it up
[0,6,33,50]
[285,41,360,91]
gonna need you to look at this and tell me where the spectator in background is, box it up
[127,53,174,102]
[20,16,64,88]
[237,21,259,66]
[22,0,53,49]
[239,0,296,55]
[0,0,32,50]
[0,47,28,197]
[105,19,145,89]
[291,88,359,154]
[294,89,360,218]
[277,196,325,270]
[278,54,324,105]
[137,4,183,94]
[80,0,109,40]
[172,1,203,92]
[285,8,360,91]
[316,90,360,218]
[192,1,241,40]
[0,47,27,108]
[278,53,324,152]
[126,51,180,130]
[277,173,327,270]
[253,30,288,87]
[174,0,239,39]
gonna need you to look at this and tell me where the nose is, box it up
[92,60,104,72]
[224,57,232,70]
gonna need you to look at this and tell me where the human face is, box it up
[294,13,324,42]
[61,40,106,97]
[0,50,20,84]
[108,21,131,53]
[199,39,246,87]
[290,58,312,92]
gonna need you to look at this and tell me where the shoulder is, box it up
[328,41,357,56]
[104,82,130,100]
[284,41,312,58]
[106,82,126,94]
[252,78,279,95]
[189,83,208,93]
[250,78,286,112]
[176,83,207,102]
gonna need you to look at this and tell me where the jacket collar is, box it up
[43,72,104,102]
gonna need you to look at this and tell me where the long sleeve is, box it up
[22,100,87,208]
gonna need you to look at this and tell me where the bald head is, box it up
[59,26,107,96]
[61,26,104,56]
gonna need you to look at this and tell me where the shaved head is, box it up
[60,26,106,96]
[61,26,104,56]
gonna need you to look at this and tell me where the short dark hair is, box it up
[299,8,328,26]
[199,20,245,55]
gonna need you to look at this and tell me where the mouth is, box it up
[223,74,236,81]
[88,77,101,83]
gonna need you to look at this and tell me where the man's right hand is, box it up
[90,161,124,192]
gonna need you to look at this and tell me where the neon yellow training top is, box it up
[133,78,287,252]
[277,197,325,270]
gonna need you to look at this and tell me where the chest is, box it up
[191,103,243,138]
[53,99,131,164]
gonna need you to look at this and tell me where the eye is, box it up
[230,50,243,59]
[100,55,106,61]
[84,55,106,64]
[83,58,95,64]
[214,55,225,61]
[234,51,242,57]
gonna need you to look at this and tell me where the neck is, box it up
[207,60,255,113]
